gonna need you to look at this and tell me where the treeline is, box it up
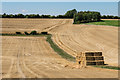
[74,11,101,24]
[1,9,120,19]
[101,15,120,19]
[1,9,77,18]
[1,13,70,18]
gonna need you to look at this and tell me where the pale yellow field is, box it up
[1,18,119,78]
[2,36,118,78]
[2,18,64,33]
[49,20,118,66]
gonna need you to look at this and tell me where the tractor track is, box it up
[2,19,118,78]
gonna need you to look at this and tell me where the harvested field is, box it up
[2,36,118,78]
[2,18,64,33]
[50,20,118,66]
[1,18,118,78]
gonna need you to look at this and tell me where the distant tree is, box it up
[56,15,66,18]
[9,14,14,18]
[101,15,107,19]
[14,14,18,18]
[24,32,29,35]
[2,13,7,18]
[98,15,120,19]
[51,15,56,18]
[16,32,21,34]
[65,9,77,18]
[17,14,24,18]
[52,16,56,18]
[114,16,119,19]
[30,31,37,35]
[105,15,113,19]
[40,15,51,18]
[0,14,2,18]
[36,14,40,18]
[74,11,101,24]
[25,15,29,18]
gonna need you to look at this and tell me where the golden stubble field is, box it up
[1,18,119,78]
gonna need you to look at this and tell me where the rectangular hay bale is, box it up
[85,52,94,56]
[94,52,102,56]
[95,56,104,60]
[86,56,104,61]
[96,61,104,65]
[86,57,95,60]
[86,62,96,65]
[85,52,102,56]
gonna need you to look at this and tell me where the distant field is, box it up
[1,18,65,33]
[85,20,119,27]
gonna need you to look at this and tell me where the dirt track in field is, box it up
[2,36,118,78]
[46,19,118,66]
[1,19,118,78]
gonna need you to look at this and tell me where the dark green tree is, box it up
[65,9,77,18]
[17,14,24,18]
[24,32,29,35]
[2,13,7,18]
[74,11,101,24]
[30,31,37,35]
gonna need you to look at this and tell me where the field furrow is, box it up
[2,19,118,78]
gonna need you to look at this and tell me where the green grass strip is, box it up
[85,20,119,27]
[92,65,120,70]
[46,34,75,62]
